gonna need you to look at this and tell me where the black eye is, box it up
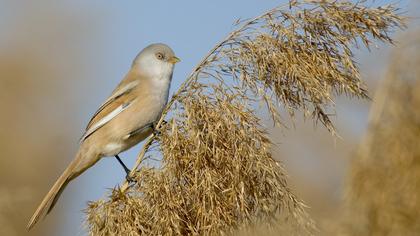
[156,53,164,60]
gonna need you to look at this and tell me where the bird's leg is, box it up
[114,155,135,182]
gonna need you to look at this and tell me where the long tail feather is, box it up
[27,146,98,230]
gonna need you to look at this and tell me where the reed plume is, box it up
[86,1,405,235]
[340,31,420,236]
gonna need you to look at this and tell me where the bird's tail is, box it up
[27,145,99,230]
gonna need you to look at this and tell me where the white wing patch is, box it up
[80,80,140,142]
[80,99,136,142]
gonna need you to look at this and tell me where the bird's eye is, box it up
[156,53,164,60]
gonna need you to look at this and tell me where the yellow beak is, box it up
[168,56,180,64]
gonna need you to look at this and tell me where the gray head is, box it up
[132,43,180,79]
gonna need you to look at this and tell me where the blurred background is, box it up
[0,0,418,235]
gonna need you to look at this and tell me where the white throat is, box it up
[146,61,173,101]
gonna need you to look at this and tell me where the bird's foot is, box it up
[125,173,136,183]
[153,120,167,136]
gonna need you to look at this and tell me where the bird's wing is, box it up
[80,80,139,142]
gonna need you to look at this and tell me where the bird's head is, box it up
[133,43,180,80]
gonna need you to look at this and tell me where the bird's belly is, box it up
[100,126,153,157]
[102,142,125,156]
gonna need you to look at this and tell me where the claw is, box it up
[153,120,167,135]
[125,174,135,183]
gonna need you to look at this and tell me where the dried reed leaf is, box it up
[86,1,405,235]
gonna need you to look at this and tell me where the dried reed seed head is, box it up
[87,92,314,235]
[86,1,405,235]
[221,0,404,133]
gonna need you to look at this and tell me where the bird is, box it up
[27,43,180,230]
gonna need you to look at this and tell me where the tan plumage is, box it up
[27,43,179,230]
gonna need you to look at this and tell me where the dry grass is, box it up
[339,31,420,236]
[86,1,405,235]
